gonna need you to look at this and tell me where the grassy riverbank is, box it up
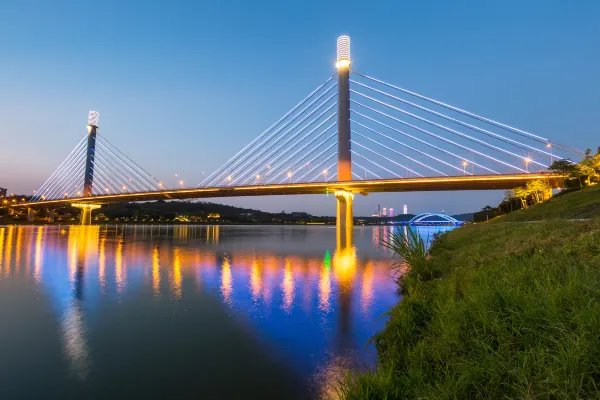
[342,185,600,399]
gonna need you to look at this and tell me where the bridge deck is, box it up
[15,173,564,209]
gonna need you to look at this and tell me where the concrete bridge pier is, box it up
[27,208,35,222]
[48,209,56,223]
[72,203,101,226]
[335,190,354,250]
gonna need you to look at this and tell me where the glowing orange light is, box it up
[335,59,351,69]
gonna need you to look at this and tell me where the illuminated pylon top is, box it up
[336,35,351,69]
[88,111,99,128]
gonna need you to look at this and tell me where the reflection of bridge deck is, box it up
[17,173,562,209]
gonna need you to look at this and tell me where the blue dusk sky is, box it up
[1,0,598,216]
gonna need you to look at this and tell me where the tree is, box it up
[503,189,516,212]
[548,158,576,175]
[526,179,551,203]
[513,186,529,208]
[577,157,600,185]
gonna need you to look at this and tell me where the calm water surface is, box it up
[0,224,453,399]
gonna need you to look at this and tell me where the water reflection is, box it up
[0,224,456,398]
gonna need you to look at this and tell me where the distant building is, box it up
[389,208,394,217]
[0,188,6,199]
[403,204,408,215]
[382,207,387,216]
[207,213,220,219]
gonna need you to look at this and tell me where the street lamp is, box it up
[462,161,468,175]
[546,143,553,164]
[287,171,293,183]
[524,157,531,172]
[179,180,184,188]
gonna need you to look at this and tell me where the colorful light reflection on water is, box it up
[0,224,454,398]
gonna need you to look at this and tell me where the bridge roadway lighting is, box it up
[462,161,468,175]
[524,157,531,172]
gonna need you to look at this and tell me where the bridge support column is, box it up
[48,209,56,223]
[27,208,35,223]
[71,203,101,226]
[335,190,353,250]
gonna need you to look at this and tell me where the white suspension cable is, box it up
[239,113,337,186]
[31,138,87,201]
[201,80,338,187]
[351,149,401,178]
[293,150,337,183]
[264,125,337,184]
[352,161,382,179]
[228,99,337,186]
[351,79,557,161]
[310,161,337,182]
[351,119,464,175]
[352,103,500,174]
[39,151,86,201]
[352,91,535,170]
[96,138,161,190]
[351,71,552,142]
[351,130,441,176]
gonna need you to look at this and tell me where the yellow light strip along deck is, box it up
[13,173,564,209]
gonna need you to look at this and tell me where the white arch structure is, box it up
[409,213,462,226]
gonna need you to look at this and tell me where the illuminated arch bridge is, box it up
[408,213,464,226]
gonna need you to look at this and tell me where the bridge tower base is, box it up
[27,208,35,223]
[72,203,101,226]
[335,190,354,250]
[48,209,56,223]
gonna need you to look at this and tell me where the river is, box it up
[0,224,454,399]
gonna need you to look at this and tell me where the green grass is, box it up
[340,185,600,399]
[496,184,600,222]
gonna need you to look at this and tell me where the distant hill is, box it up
[452,213,474,222]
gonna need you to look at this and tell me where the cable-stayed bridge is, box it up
[14,36,576,236]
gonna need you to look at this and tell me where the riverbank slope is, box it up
[342,184,600,399]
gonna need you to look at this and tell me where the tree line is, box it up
[474,146,600,222]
